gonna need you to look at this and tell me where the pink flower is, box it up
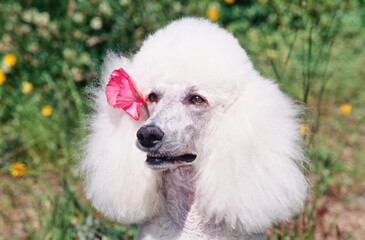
[105,68,145,120]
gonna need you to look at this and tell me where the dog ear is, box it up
[195,77,308,233]
[80,52,162,224]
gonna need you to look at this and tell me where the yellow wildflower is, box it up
[3,53,17,67]
[21,81,33,94]
[299,123,310,133]
[206,4,219,22]
[340,104,352,115]
[10,162,27,177]
[224,0,235,4]
[98,212,104,218]
[0,70,5,85]
[73,215,80,222]
[41,105,52,116]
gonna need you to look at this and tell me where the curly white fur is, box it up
[80,18,308,239]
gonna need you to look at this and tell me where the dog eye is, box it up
[148,93,158,103]
[189,95,205,105]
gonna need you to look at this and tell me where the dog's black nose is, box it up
[137,125,164,148]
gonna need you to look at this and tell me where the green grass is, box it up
[1,0,364,239]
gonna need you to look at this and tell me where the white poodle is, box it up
[81,18,308,240]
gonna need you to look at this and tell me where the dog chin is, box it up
[145,154,197,171]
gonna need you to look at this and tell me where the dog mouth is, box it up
[146,154,197,170]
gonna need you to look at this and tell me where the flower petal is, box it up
[125,101,144,120]
[105,68,145,120]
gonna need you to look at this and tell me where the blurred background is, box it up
[0,0,364,239]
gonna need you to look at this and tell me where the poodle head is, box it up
[81,17,308,232]
[131,18,258,171]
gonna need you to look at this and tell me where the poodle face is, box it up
[136,85,213,171]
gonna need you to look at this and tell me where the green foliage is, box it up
[1,0,364,239]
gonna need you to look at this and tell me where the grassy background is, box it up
[0,0,364,239]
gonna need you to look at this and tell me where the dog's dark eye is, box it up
[189,95,205,105]
[148,93,158,103]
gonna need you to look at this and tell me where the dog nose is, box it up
[137,125,164,148]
